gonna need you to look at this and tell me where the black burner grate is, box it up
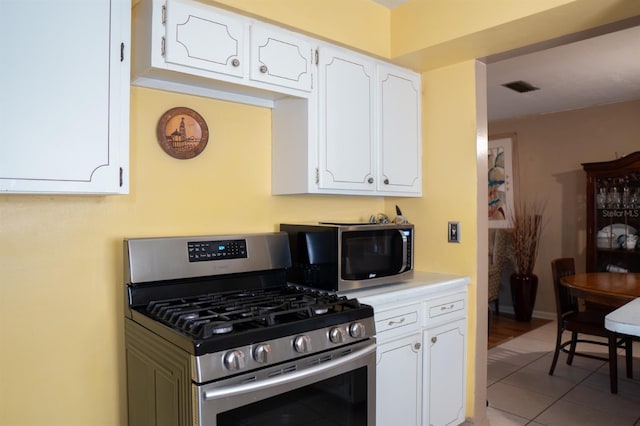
[142,286,358,339]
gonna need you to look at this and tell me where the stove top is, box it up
[124,232,374,357]
[130,285,373,355]
[143,286,359,339]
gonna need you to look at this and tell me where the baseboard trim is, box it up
[497,305,555,320]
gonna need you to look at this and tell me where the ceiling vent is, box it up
[502,80,539,93]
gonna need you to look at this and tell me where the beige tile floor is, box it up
[487,320,640,425]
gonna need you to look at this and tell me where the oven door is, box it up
[195,340,376,426]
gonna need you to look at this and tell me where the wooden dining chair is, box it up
[549,258,633,393]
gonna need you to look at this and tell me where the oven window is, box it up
[217,366,368,426]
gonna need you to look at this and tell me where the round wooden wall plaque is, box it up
[156,107,209,159]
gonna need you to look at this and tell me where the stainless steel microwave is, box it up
[280,223,414,292]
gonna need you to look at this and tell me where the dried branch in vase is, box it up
[509,201,546,275]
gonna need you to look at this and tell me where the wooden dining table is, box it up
[560,272,640,307]
[560,272,640,394]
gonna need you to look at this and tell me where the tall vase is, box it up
[510,273,538,322]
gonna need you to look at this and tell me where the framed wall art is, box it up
[156,107,209,159]
[488,133,518,228]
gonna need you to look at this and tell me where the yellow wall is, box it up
[208,0,391,57]
[1,3,389,424]
[0,87,385,426]
[3,1,640,424]
[398,60,484,416]
[391,0,640,70]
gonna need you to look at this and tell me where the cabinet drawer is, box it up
[424,294,466,325]
[375,305,420,337]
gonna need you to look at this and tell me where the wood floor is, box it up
[488,312,552,349]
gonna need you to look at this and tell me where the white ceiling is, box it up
[486,24,640,121]
[371,0,640,121]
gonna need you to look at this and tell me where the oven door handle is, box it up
[203,344,376,400]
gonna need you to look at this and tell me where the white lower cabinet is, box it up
[377,333,422,425]
[356,282,468,426]
[424,319,466,426]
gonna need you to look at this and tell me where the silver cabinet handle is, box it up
[388,317,406,326]
[384,178,389,185]
[231,58,240,67]
[431,336,437,344]
[414,342,421,350]
[259,65,268,73]
[367,177,374,184]
[440,304,454,311]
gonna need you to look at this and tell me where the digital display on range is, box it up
[188,239,247,262]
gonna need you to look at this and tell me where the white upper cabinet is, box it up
[0,0,130,194]
[272,46,422,197]
[317,46,376,193]
[249,26,313,92]
[379,65,422,194]
[133,0,422,197]
[133,0,315,106]
[164,0,245,78]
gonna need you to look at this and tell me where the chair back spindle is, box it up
[551,258,578,317]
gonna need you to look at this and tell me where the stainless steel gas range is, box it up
[123,232,376,426]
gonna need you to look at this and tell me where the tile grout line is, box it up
[489,323,640,425]
[526,366,603,425]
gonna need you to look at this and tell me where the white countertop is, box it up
[605,297,640,337]
[338,271,470,306]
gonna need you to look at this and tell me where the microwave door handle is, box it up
[398,229,408,272]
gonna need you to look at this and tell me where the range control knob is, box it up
[223,350,246,371]
[253,344,272,364]
[329,327,344,344]
[349,322,366,339]
[293,335,312,353]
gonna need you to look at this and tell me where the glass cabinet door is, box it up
[583,152,640,272]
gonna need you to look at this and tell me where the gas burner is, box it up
[254,301,287,312]
[205,321,234,335]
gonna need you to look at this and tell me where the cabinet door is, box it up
[376,333,422,426]
[423,320,466,426]
[249,26,313,92]
[317,46,375,192]
[0,0,129,194]
[165,0,245,78]
[378,65,422,195]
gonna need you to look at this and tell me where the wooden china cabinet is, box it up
[582,152,640,272]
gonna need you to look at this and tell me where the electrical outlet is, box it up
[448,222,460,243]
